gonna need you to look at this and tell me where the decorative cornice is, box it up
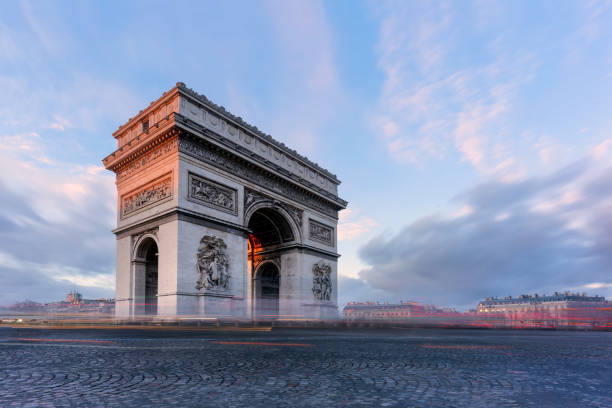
[178,133,341,218]
[114,207,251,238]
[175,114,346,208]
[177,82,339,183]
[103,120,179,172]
[112,84,180,139]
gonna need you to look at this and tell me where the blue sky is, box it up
[1,0,612,310]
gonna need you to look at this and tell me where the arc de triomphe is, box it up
[103,83,347,319]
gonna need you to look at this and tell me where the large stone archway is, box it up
[104,83,346,319]
[246,204,301,319]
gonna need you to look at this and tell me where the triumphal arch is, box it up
[103,83,347,319]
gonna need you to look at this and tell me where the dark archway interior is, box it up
[248,207,294,319]
[259,263,280,297]
[256,262,280,317]
[248,208,294,248]
[139,238,158,316]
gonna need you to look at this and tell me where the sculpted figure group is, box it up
[196,235,230,290]
[312,260,332,301]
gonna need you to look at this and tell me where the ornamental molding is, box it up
[176,113,344,204]
[244,187,303,232]
[104,125,180,173]
[312,260,332,301]
[178,135,339,218]
[196,235,230,291]
[120,174,173,218]
[188,172,237,215]
[309,219,334,246]
[177,83,340,185]
[117,136,178,181]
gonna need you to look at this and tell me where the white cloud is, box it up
[0,72,140,134]
[494,212,510,222]
[358,148,612,307]
[0,251,24,270]
[371,1,544,176]
[338,208,378,241]
[583,282,612,289]
[0,132,116,303]
[53,270,115,289]
[452,205,474,218]
[260,0,345,157]
[592,138,612,161]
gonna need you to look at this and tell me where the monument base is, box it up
[302,302,339,320]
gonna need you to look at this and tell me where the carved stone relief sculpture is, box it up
[179,137,339,218]
[196,236,230,290]
[312,260,332,301]
[117,137,178,181]
[188,173,237,215]
[121,175,172,218]
[309,219,333,246]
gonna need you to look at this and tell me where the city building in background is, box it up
[343,301,460,325]
[475,291,611,329]
[6,292,114,315]
[342,292,611,330]
[65,290,83,304]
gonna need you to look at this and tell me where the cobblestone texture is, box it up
[0,328,610,407]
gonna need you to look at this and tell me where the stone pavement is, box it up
[0,327,610,407]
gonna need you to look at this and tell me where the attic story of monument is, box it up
[102,83,347,319]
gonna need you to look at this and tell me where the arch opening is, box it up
[137,237,158,316]
[254,262,280,318]
[247,207,294,248]
[247,207,296,319]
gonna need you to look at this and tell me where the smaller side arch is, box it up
[253,261,280,319]
[131,234,159,316]
[132,232,160,261]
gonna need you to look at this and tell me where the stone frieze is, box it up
[117,137,178,181]
[121,175,172,218]
[179,137,338,218]
[188,173,237,215]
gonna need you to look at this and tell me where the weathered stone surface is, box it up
[104,84,346,319]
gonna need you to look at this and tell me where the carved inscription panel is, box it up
[121,174,173,218]
[309,219,333,246]
[188,173,237,215]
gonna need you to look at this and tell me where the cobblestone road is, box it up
[0,327,610,407]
